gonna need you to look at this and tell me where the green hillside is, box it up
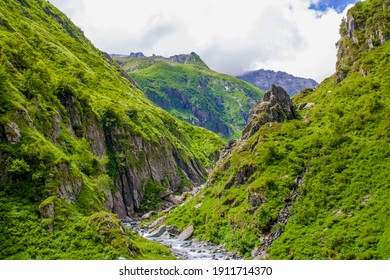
[166,0,390,259]
[114,53,264,139]
[0,0,223,259]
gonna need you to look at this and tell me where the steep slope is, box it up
[236,69,318,96]
[113,53,264,139]
[0,0,223,259]
[166,0,390,259]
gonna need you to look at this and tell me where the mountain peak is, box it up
[236,69,317,96]
[129,52,146,58]
[168,52,209,68]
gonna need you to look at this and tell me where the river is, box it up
[123,220,240,260]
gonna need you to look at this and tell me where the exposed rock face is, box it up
[129,52,146,59]
[236,69,317,96]
[39,199,55,232]
[168,52,209,68]
[243,85,296,138]
[252,190,298,259]
[335,1,390,81]
[103,120,206,218]
[4,122,21,144]
[224,164,256,189]
[52,86,209,218]
[45,163,83,204]
[148,225,167,238]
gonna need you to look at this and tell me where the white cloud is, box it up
[49,0,356,82]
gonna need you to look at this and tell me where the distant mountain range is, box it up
[236,69,318,96]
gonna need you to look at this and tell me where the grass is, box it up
[166,22,390,259]
[0,0,223,259]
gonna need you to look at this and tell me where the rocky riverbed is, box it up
[123,220,240,260]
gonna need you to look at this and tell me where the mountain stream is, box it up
[124,220,240,260]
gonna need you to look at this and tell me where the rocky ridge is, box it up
[236,69,318,96]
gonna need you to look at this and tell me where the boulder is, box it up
[149,215,167,228]
[177,225,194,241]
[166,225,179,235]
[160,231,171,239]
[147,225,166,238]
[141,211,156,220]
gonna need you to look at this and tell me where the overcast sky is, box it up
[50,0,360,82]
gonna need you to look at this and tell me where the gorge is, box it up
[0,0,389,260]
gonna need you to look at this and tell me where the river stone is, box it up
[149,215,166,228]
[177,225,194,241]
[141,211,156,220]
[147,225,166,238]
[160,231,171,239]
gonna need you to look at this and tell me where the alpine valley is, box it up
[112,52,264,139]
[0,0,389,261]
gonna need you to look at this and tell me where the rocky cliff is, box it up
[0,0,223,259]
[236,69,318,96]
[335,0,390,81]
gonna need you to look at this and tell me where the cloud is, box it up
[49,0,359,82]
[201,5,305,76]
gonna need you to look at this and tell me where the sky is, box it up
[50,0,360,83]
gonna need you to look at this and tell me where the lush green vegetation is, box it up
[336,0,390,80]
[114,54,264,138]
[167,0,390,259]
[0,0,223,259]
[0,194,174,259]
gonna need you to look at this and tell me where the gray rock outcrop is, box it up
[149,216,167,229]
[4,122,21,144]
[148,225,167,238]
[242,85,296,138]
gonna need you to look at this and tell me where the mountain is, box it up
[113,52,264,138]
[166,0,390,259]
[0,0,224,259]
[236,69,318,96]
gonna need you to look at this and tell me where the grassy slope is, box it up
[166,3,390,259]
[0,0,223,259]
[115,56,264,139]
